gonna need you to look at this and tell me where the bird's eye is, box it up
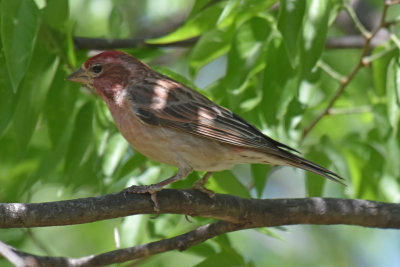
[91,64,103,74]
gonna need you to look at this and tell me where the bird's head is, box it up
[67,51,148,101]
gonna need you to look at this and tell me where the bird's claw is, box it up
[125,184,163,212]
[191,181,215,199]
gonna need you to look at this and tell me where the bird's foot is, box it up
[191,180,215,198]
[125,184,164,212]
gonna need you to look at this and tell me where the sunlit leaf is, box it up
[211,171,251,198]
[187,0,214,18]
[102,133,129,177]
[12,48,59,154]
[300,0,331,76]
[371,45,398,96]
[1,0,39,91]
[261,38,296,126]
[387,58,400,134]
[395,52,400,107]
[147,2,226,44]
[189,26,234,75]
[224,16,271,92]
[278,0,306,66]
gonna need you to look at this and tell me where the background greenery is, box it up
[1,0,400,266]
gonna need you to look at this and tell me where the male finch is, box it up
[67,51,344,210]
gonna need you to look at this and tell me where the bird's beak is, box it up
[67,67,89,84]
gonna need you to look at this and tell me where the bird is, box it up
[67,50,344,210]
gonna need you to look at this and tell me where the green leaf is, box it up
[1,0,39,92]
[64,102,95,178]
[372,104,391,141]
[236,0,278,21]
[189,26,235,75]
[116,151,147,180]
[371,45,398,96]
[108,4,130,38]
[305,136,346,196]
[12,48,59,154]
[0,47,15,137]
[42,0,69,30]
[261,39,295,126]
[387,57,400,134]
[395,52,400,107]
[216,0,241,26]
[102,133,129,177]
[211,171,251,198]
[45,67,78,146]
[305,137,330,197]
[187,0,214,18]
[300,0,331,76]
[147,2,226,44]
[195,251,247,267]
[225,16,271,92]
[251,164,270,197]
[278,0,306,67]
[359,145,383,200]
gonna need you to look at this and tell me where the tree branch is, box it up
[1,190,400,229]
[73,36,199,50]
[73,35,389,51]
[1,191,400,266]
[0,221,244,267]
[325,34,388,49]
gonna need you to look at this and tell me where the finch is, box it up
[67,51,344,210]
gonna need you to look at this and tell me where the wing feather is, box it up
[130,80,298,154]
[129,77,344,184]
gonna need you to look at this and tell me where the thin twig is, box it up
[1,221,242,267]
[343,4,370,38]
[0,241,28,267]
[302,1,394,139]
[317,61,345,81]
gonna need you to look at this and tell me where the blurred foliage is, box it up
[1,0,400,266]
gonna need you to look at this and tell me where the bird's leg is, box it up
[192,172,215,198]
[126,167,192,212]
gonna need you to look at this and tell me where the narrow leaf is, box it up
[43,0,69,30]
[12,48,59,154]
[0,48,15,136]
[300,0,331,76]
[189,26,234,75]
[64,102,95,178]
[278,0,306,66]
[147,2,225,44]
[1,0,39,91]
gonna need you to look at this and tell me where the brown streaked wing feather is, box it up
[128,76,344,184]
[131,80,298,155]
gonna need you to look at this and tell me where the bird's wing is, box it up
[129,78,298,155]
[128,77,344,184]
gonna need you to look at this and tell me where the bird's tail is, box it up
[279,151,345,185]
